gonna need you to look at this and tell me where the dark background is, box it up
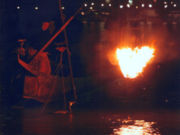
[0,0,180,110]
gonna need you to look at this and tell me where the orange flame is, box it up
[116,46,155,79]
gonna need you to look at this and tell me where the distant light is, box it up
[153,0,157,3]
[109,3,112,7]
[17,6,20,10]
[127,3,130,8]
[101,3,104,7]
[105,0,111,3]
[91,2,95,6]
[171,1,174,4]
[136,6,138,9]
[163,21,167,25]
[165,99,168,103]
[34,6,39,10]
[81,12,85,16]
[128,0,133,5]
[90,7,93,10]
[173,4,177,7]
[141,4,145,7]
[149,4,152,8]
[61,7,65,10]
[164,5,168,8]
[84,3,88,7]
[172,21,177,25]
[120,5,124,8]
[164,1,167,5]
[95,12,98,15]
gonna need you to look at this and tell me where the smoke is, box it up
[102,16,180,67]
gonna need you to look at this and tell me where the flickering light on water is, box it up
[116,46,155,79]
[112,119,160,135]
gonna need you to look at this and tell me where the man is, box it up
[17,46,53,103]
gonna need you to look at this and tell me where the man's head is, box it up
[41,21,55,34]
[42,22,50,31]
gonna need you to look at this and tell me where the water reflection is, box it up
[112,119,160,135]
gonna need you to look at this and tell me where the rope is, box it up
[58,0,78,100]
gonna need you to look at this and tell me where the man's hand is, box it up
[17,47,25,56]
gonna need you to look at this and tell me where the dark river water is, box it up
[1,108,180,135]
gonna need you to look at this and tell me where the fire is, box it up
[116,46,155,79]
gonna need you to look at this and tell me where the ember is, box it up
[116,46,155,79]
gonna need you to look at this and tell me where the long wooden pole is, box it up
[31,7,82,62]
[40,7,81,112]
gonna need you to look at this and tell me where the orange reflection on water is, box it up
[113,119,160,135]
